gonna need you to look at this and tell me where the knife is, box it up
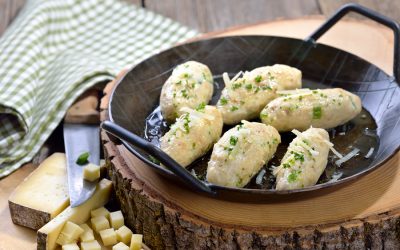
[63,124,99,207]
[63,90,101,207]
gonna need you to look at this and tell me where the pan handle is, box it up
[101,120,216,195]
[306,3,400,82]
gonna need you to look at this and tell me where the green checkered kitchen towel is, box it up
[0,0,197,177]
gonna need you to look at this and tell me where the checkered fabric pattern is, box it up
[0,0,197,177]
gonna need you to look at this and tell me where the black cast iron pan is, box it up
[102,3,400,202]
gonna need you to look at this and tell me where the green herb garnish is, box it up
[230,136,238,146]
[195,102,206,112]
[255,75,262,83]
[245,84,253,90]
[261,85,272,90]
[76,152,90,165]
[292,151,305,162]
[313,106,322,119]
[260,113,268,119]
[183,114,190,133]
[181,89,189,99]
[288,170,302,183]
[230,106,239,112]
[220,97,228,105]
[283,163,291,169]
[232,82,242,90]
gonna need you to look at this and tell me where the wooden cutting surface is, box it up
[0,16,398,249]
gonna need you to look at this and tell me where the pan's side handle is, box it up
[306,3,400,82]
[101,121,216,196]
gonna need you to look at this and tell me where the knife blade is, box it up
[63,123,99,207]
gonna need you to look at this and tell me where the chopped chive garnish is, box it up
[255,75,262,83]
[195,102,206,112]
[220,97,228,105]
[288,170,302,183]
[230,136,238,146]
[313,106,322,119]
[230,106,239,112]
[232,82,242,90]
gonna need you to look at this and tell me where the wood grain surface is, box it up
[100,17,400,249]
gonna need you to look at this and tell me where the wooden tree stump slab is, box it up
[101,17,400,249]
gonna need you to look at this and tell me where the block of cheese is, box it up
[81,240,101,250]
[79,223,95,242]
[37,179,112,250]
[109,210,124,229]
[8,153,69,229]
[99,228,118,246]
[91,216,110,232]
[130,234,143,250]
[56,221,84,245]
[62,242,79,250]
[113,242,130,250]
[90,206,110,218]
[83,163,100,182]
[116,225,132,245]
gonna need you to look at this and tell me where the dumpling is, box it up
[260,88,362,131]
[160,105,223,168]
[160,61,214,122]
[217,64,301,125]
[274,128,330,190]
[207,121,280,188]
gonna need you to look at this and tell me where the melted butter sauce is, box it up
[144,74,379,190]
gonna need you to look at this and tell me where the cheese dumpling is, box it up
[160,105,223,168]
[160,61,214,122]
[274,128,330,190]
[207,121,280,188]
[217,64,301,125]
[260,88,362,132]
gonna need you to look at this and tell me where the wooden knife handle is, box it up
[65,89,100,124]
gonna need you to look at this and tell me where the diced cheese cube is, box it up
[130,234,143,250]
[80,240,101,250]
[62,242,80,250]
[109,210,124,229]
[80,230,95,242]
[99,228,118,246]
[79,223,93,232]
[61,221,84,239]
[79,223,94,242]
[116,225,132,245]
[56,233,75,246]
[91,216,110,232]
[113,242,130,250]
[83,163,101,182]
[91,206,110,218]
[56,221,84,246]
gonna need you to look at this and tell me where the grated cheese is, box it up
[222,72,230,86]
[277,88,311,95]
[255,169,266,185]
[180,107,215,121]
[231,71,243,83]
[335,148,360,167]
[365,147,375,159]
